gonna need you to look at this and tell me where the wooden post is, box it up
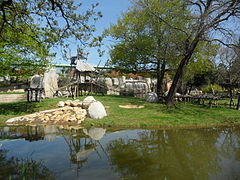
[39,89,42,102]
[30,89,33,102]
[35,89,38,102]
[209,99,212,108]
[27,89,30,102]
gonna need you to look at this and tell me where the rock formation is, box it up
[5,96,107,126]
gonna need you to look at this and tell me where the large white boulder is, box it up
[88,101,107,119]
[146,92,158,103]
[82,96,96,109]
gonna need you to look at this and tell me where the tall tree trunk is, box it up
[156,59,166,97]
[166,38,200,105]
[236,93,240,110]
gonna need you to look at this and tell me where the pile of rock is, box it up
[5,96,107,126]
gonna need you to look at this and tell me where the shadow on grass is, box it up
[0,102,37,115]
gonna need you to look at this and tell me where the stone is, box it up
[112,78,119,86]
[105,78,113,88]
[44,115,50,121]
[72,107,81,112]
[58,101,65,107]
[70,100,82,107]
[82,96,96,109]
[53,110,63,116]
[65,100,72,106]
[120,76,126,84]
[55,115,62,121]
[42,68,59,98]
[88,101,107,119]
[30,75,43,89]
[145,92,158,103]
[6,117,19,124]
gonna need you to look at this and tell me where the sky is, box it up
[53,0,132,66]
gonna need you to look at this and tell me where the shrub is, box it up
[201,84,225,94]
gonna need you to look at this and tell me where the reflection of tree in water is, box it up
[61,128,106,172]
[0,148,55,180]
[0,126,44,141]
[215,127,240,180]
[106,128,240,180]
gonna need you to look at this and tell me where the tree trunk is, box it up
[166,38,200,105]
[156,59,166,97]
[229,88,234,108]
[236,93,240,110]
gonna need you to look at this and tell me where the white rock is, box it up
[6,117,19,124]
[112,78,119,86]
[65,100,72,106]
[30,75,43,89]
[145,92,158,103]
[176,92,181,96]
[58,101,65,107]
[88,101,107,119]
[70,100,82,107]
[42,68,59,98]
[105,78,113,88]
[82,96,96,109]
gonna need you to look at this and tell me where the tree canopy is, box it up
[0,0,103,76]
[107,0,219,96]
[107,0,240,105]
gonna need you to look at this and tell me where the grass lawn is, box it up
[1,95,240,128]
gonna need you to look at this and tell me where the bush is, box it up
[201,84,225,94]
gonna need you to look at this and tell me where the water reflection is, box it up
[44,125,58,142]
[0,148,55,179]
[106,128,240,180]
[0,126,240,180]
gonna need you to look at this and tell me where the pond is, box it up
[0,125,240,180]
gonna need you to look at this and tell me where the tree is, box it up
[0,0,103,76]
[107,0,190,96]
[138,0,240,105]
[216,41,240,105]
[180,42,219,94]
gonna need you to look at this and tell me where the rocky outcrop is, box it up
[5,96,107,125]
[6,106,87,125]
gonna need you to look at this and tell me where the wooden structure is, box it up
[26,88,44,102]
[57,59,107,99]
[26,75,44,102]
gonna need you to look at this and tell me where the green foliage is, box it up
[0,0,103,77]
[106,0,190,72]
[201,84,225,94]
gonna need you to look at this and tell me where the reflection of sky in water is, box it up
[1,127,240,180]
